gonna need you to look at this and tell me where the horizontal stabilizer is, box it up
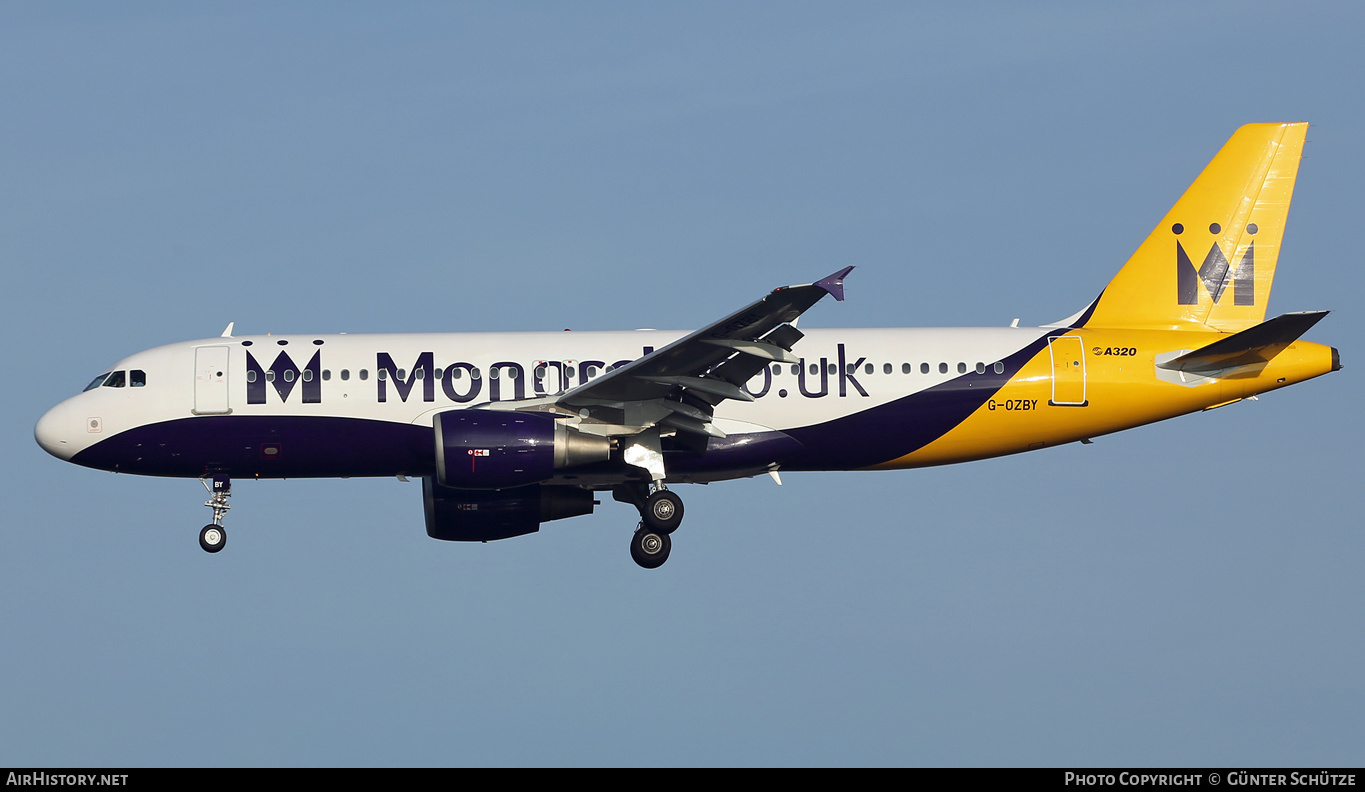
[1157,311,1329,374]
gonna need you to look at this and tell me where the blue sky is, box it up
[2,2,1361,766]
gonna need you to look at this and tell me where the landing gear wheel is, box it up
[199,524,226,554]
[630,526,671,569]
[643,490,684,534]
[199,476,231,553]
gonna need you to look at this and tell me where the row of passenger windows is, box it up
[84,370,147,391]
[242,360,1008,385]
[245,367,521,383]
[248,366,586,383]
[247,369,322,383]
[81,358,1005,396]
[771,362,1006,375]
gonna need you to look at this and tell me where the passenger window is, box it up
[994,362,1004,374]
[340,369,350,381]
[975,362,985,374]
[865,363,875,375]
[322,369,331,381]
[490,367,500,380]
[283,370,295,383]
[884,363,892,375]
[921,363,930,374]
[84,373,110,391]
[103,371,126,388]
[359,370,369,381]
[938,363,947,374]
[131,370,146,387]
[265,370,275,382]
[957,362,967,374]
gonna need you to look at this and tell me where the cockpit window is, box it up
[130,370,146,387]
[84,373,110,392]
[103,371,126,388]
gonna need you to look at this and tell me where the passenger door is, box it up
[1048,336,1087,406]
[193,346,231,415]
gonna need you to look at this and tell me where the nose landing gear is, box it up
[199,524,226,553]
[199,475,230,554]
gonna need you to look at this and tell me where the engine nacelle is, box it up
[434,409,611,489]
[423,478,596,542]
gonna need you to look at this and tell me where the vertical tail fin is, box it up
[1082,123,1307,332]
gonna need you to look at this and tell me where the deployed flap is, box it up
[1157,310,1328,374]
[558,267,853,413]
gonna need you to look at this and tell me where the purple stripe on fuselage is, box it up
[781,330,1055,470]
[71,331,1054,480]
[71,415,435,479]
[70,415,807,482]
[1073,291,1104,328]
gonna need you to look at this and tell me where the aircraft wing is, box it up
[555,267,853,437]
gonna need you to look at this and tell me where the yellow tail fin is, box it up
[1082,123,1307,332]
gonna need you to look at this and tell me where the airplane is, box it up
[34,123,1340,568]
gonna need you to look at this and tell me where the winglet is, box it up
[814,266,855,302]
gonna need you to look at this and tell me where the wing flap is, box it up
[554,267,852,437]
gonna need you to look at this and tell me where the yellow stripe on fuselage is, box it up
[872,329,1335,469]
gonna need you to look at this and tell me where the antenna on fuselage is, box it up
[220,322,235,338]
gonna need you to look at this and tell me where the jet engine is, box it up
[423,478,596,541]
[434,409,611,489]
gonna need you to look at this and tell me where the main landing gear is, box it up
[199,475,231,554]
[617,484,685,569]
[631,527,671,569]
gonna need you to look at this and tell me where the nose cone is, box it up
[35,400,78,461]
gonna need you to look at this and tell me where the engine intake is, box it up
[434,409,610,489]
